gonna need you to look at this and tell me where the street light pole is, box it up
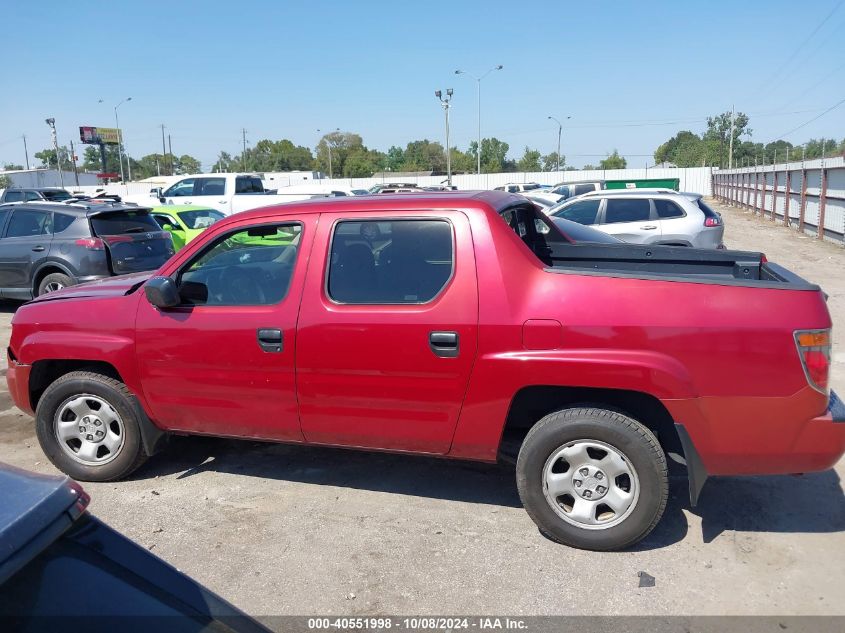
[547,116,571,172]
[435,89,454,186]
[113,97,132,182]
[455,65,503,175]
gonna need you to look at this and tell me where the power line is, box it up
[749,0,843,96]
[773,95,845,140]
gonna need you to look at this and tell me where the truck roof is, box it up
[230,190,524,223]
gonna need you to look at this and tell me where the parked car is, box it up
[7,191,844,551]
[0,463,268,630]
[522,190,563,209]
[0,187,72,203]
[0,200,174,299]
[493,182,544,193]
[548,190,724,248]
[139,173,320,215]
[368,183,426,194]
[548,181,604,201]
[151,205,226,250]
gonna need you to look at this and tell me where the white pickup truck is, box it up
[143,173,323,215]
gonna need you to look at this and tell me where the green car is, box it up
[150,206,226,251]
[151,205,299,252]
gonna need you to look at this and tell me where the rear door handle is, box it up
[32,246,46,252]
[429,331,459,358]
[640,225,658,230]
[256,328,283,353]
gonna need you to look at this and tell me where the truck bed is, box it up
[545,243,818,290]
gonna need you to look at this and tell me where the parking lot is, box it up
[1,197,844,617]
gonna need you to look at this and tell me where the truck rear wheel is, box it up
[35,371,148,482]
[516,407,668,551]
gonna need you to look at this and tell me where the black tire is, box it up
[37,272,74,296]
[35,371,148,481]
[516,407,668,551]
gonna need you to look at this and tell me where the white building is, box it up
[0,168,99,188]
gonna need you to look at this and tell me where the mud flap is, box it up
[674,422,708,506]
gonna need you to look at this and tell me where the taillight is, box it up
[794,329,831,393]
[704,217,721,227]
[74,237,105,250]
[102,235,134,245]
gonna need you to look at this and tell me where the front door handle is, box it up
[429,331,459,358]
[32,245,46,252]
[256,328,283,353]
[640,225,658,230]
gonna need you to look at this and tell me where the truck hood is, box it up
[29,272,153,303]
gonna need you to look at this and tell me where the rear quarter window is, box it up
[654,199,686,219]
[90,211,161,236]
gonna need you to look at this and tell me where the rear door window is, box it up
[235,177,264,193]
[5,209,52,237]
[195,178,226,196]
[654,199,686,219]
[603,198,652,224]
[328,219,453,304]
[555,200,600,225]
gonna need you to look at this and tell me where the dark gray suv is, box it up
[0,201,174,299]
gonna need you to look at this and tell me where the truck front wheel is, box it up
[516,407,668,551]
[35,371,148,482]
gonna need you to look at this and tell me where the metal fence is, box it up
[712,157,845,244]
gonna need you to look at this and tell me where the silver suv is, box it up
[547,190,724,249]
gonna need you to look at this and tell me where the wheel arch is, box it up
[32,260,76,294]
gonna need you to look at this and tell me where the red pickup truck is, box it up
[6,191,845,550]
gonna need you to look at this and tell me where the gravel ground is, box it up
[0,198,843,618]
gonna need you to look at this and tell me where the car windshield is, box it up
[178,209,225,229]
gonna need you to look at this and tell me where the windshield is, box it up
[178,208,225,229]
[41,190,72,201]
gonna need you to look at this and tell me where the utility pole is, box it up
[22,134,30,169]
[241,128,248,172]
[45,118,64,188]
[455,65,504,175]
[435,89,453,187]
[168,135,173,175]
[160,125,167,175]
[69,139,79,186]
[728,104,735,170]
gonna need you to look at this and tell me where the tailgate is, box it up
[89,209,174,274]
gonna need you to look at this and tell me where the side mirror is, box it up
[144,276,180,309]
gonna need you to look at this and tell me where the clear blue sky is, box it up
[2,0,843,170]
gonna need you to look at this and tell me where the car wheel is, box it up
[35,371,148,481]
[37,272,73,296]
[516,407,668,551]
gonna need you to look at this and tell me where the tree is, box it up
[385,146,404,171]
[517,147,542,172]
[0,174,13,188]
[211,151,234,173]
[315,131,366,178]
[541,152,562,171]
[449,147,474,173]
[34,146,72,170]
[3,163,24,170]
[468,137,510,173]
[599,150,627,170]
[234,139,313,173]
[704,111,751,168]
[582,164,598,170]
[402,139,446,172]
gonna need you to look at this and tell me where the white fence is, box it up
[62,167,713,199]
[713,157,845,244]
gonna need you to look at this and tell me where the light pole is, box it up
[455,65,503,175]
[317,128,339,179]
[435,89,453,186]
[547,115,570,172]
[113,97,132,182]
[44,118,64,188]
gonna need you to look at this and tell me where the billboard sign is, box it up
[79,126,121,145]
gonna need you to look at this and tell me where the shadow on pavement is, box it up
[137,435,523,508]
[133,435,845,550]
